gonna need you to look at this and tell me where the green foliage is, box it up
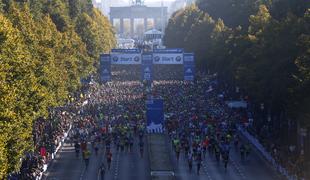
[164,1,310,125]
[0,0,115,178]
[75,9,116,62]
[76,12,100,57]
[196,0,263,28]
[270,0,310,20]
[43,0,70,32]
[0,12,36,177]
[164,5,205,48]
[0,1,4,12]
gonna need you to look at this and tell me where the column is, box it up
[110,17,114,26]
[154,18,158,30]
[158,18,162,31]
[162,16,166,33]
[144,18,148,31]
[120,18,124,34]
[130,18,134,36]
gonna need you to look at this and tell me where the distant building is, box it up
[92,0,133,17]
[110,1,168,38]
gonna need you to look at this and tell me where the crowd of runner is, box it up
[8,64,305,179]
[8,108,76,179]
[150,74,252,175]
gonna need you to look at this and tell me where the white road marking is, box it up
[231,159,246,179]
[202,161,214,180]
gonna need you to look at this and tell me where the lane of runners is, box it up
[159,79,282,180]
[44,67,283,180]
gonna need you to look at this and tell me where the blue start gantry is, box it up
[99,48,195,82]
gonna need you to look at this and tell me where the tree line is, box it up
[164,0,310,128]
[0,0,115,178]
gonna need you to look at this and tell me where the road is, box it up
[171,135,285,180]
[44,136,150,180]
[44,134,284,180]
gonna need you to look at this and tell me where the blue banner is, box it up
[146,98,164,133]
[111,53,141,64]
[141,53,153,81]
[153,48,183,53]
[111,48,141,53]
[100,54,111,82]
[183,53,195,81]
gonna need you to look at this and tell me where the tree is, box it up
[270,0,310,20]
[0,1,116,178]
[43,0,70,32]
[196,0,263,28]
[164,5,204,48]
[248,5,271,35]
[291,10,310,126]
[75,12,100,58]
[0,1,4,12]
[184,12,215,68]
[0,12,38,178]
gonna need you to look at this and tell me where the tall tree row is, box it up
[0,0,116,178]
[164,0,310,144]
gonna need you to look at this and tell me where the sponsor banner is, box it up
[146,98,164,133]
[183,53,195,81]
[184,66,195,81]
[141,53,153,81]
[153,53,183,64]
[111,53,142,64]
[183,53,195,65]
[153,48,183,53]
[100,54,111,82]
[111,48,141,53]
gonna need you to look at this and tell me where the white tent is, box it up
[144,29,162,35]
[144,29,162,40]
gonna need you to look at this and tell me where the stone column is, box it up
[130,18,134,36]
[162,16,166,33]
[154,18,158,30]
[144,18,148,31]
[110,17,114,26]
[120,18,124,34]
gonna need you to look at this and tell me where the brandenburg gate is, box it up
[110,0,168,36]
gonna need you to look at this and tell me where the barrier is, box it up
[147,134,175,180]
[146,99,164,134]
[38,124,72,180]
[238,125,297,180]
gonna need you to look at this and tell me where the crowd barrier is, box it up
[237,125,297,180]
[38,124,72,180]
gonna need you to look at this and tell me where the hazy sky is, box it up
[96,0,176,2]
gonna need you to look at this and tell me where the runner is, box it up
[245,143,251,161]
[74,142,80,158]
[240,143,245,161]
[223,152,229,171]
[98,162,106,180]
[106,151,112,170]
[187,151,193,173]
[83,149,91,169]
[139,139,144,158]
[196,152,202,175]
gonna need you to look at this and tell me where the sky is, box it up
[95,0,176,2]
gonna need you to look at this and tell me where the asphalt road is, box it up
[171,138,285,180]
[45,134,284,180]
[44,136,150,180]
